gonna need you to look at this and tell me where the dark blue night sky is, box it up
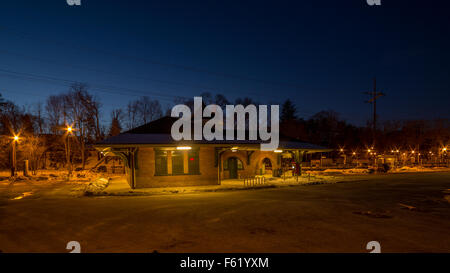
[0,0,449,126]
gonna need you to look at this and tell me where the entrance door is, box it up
[228,157,238,179]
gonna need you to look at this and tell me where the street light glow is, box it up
[13,135,19,141]
[67,126,73,132]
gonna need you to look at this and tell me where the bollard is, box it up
[23,160,29,177]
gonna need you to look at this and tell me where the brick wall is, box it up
[134,147,218,188]
[221,150,279,179]
[125,146,280,188]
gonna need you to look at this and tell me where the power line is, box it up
[0,68,186,103]
[0,25,304,90]
[0,49,279,100]
[0,67,359,122]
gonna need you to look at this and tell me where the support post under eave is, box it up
[129,148,137,189]
[217,151,221,185]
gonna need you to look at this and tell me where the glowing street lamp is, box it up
[11,134,20,177]
[65,125,74,175]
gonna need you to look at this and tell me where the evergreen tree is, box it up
[281,99,297,122]
[109,109,123,136]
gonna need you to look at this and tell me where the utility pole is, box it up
[364,78,385,148]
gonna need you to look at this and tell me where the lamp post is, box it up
[11,135,19,177]
[339,148,346,167]
[66,126,73,176]
[352,151,358,167]
[443,147,448,167]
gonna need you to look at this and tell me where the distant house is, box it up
[95,116,330,188]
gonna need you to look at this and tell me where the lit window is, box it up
[155,148,200,176]
[188,149,200,174]
[155,150,168,175]
[171,151,184,175]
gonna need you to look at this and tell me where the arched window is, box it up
[262,158,272,170]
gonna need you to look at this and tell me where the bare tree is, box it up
[126,100,139,130]
[137,96,162,124]
[33,102,45,134]
[125,96,163,129]
[21,134,46,175]
[45,94,65,134]
[64,83,98,169]
[200,92,214,105]
[214,94,230,108]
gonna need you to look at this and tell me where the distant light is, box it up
[339,148,344,152]
[189,157,194,161]
[67,126,73,132]
[391,150,394,153]
[367,149,371,153]
[396,150,399,153]
[274,149,283,153]
[176,146,191,150]
[352,152,356,155]
[13,135,19,141]
[411,151,415,154]
[443,147,448,152]
[231,147,238,152]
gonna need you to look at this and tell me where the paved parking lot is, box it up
[0,172,449,252]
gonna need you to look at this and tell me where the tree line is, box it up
[1,84,449,172]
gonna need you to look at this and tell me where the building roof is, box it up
[96,116,331,152]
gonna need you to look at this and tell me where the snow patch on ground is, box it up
[308,168,370,175]
[394,166,450,173]
[84,177,111,195]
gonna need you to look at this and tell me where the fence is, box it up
[243,175,266,187]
